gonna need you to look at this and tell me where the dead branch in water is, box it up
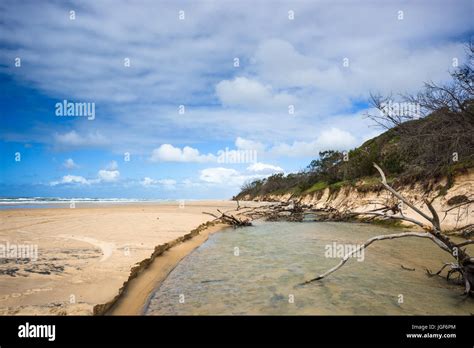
[298,232,450,285]
[299,163,474,296]
[401,265,415,271]
[446,224,474,238]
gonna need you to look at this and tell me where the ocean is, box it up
[0,197,170,210]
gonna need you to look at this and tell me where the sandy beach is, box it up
[0,201,256,315]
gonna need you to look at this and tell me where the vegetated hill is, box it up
[235,107,474,201]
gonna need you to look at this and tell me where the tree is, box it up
[307,150,344,183]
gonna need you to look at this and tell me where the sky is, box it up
[0,0,472,199]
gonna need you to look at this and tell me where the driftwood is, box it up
[401,265,416,271]
[233,200,358,223]
[446,224,474,238]
[202,209,251,228]
[299,163,474,296]
[299,231,450,284]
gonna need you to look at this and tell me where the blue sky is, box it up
[0,0,472,199]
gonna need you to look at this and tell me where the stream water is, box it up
[145,221,474,315]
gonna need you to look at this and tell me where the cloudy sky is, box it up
[0,0,472,199]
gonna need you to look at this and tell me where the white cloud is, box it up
[51,162,120,185]
[253,38,467,98]
[199,167,243,185]
[181,178,203,188]
[253,39,321,88]
[141,177,177,189]
[146,128,357,167]
[141,177,157,186]
[270,127,358,157]
[150,144,216,163]
[247,162,283,173]
[316,127,358,150]
[216,77,295,109]
[95,161,120,182]
[158,179,177,189]
[50,175,90,186]
[98,169,120,182]
[198,166,275,187]
[54,131,109,148]
[63,158,78,169]
[235,137,266,153]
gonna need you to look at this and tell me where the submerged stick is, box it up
[299,232,449,285]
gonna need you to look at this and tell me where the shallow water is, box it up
[145,221,474,315]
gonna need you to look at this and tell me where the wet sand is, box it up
[0,201,254,315]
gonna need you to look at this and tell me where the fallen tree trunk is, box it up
[299,163,474,296]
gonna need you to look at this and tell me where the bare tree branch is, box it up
[373,163,435,225]
[457,240,474,248]
[299,232,450,285]
[349,211,426,229]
